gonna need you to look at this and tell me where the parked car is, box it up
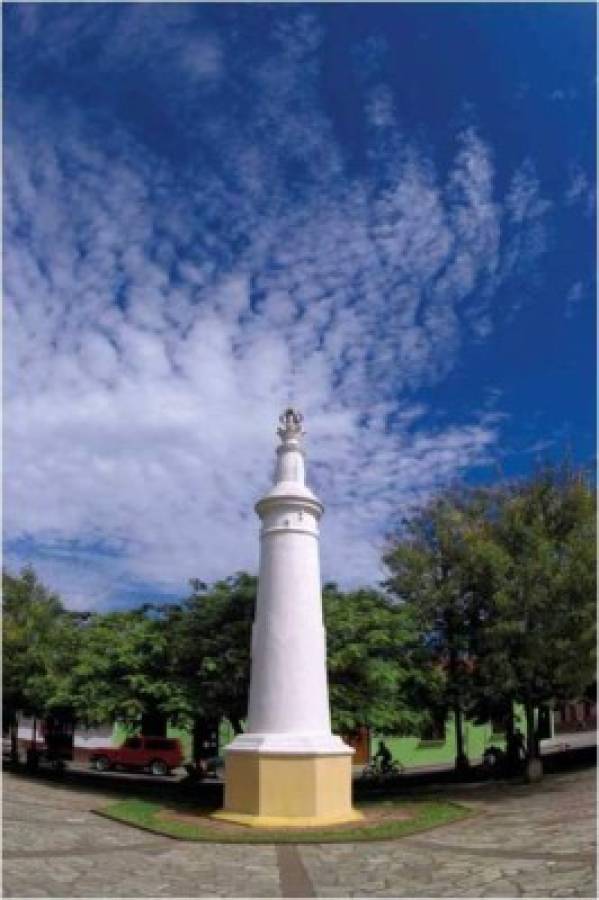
[90,736,184,776]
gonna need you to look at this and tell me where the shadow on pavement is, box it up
[2,759,225,809]
[353,744,597,802]
[3,744,595,809]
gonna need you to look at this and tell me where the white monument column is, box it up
[214,409,360,827]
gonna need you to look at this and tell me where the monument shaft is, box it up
[248,421,330,738]
[215,409,360,827]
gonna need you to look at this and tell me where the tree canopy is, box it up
[3,460,595,784]
[323,584,435,735]
[469,465,596,765]
[67,607,188,727]
[383,463,596,774]
[164,573,256,734]
[383,489,491,767]
[3,567,78,722]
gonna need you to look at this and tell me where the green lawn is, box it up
[95,797,472,843]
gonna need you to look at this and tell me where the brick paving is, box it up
[2,766,596,897]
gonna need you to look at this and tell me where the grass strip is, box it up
[94,797,472,844]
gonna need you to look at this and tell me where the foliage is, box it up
[167,576,434,738]
[2,567,79,720]
[323,585,434,735]
[382,489,490,760]
[68,608,188,727]
[384,463,596,767]
[5,460,593,774]
[164,573,256,733]
[470,464,596,758]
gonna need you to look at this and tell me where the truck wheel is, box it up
[94,756,111,772]
[149,759,167,776]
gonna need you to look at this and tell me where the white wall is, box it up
[17,717,114,748]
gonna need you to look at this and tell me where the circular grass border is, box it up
[93,797,474,844]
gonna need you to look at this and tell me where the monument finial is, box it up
[277,407,304,443]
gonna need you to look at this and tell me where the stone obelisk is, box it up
[214,408,360,827]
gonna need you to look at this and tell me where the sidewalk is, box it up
[3,764,596,897]
[540,730,596,752]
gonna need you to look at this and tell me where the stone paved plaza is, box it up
[3,766,596,898]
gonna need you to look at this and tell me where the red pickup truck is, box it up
[90,736,184,776]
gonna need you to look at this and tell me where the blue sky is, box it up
[4,3,595,609]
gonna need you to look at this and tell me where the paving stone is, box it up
[3,766,596,897]
[478,879,522,896]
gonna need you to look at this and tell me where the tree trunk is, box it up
[10,719,18,764]
[446,611,468,775]
[230,717,243,735]
[192,717,220,762]
[506,703,514,741]
[524,701,543,782]
[454,704,469,773]
[192,717,202,763]
[27,716,39,769]
[505,701,517,773]
[141,712,167,737]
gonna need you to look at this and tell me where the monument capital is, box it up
[277,407,304,444]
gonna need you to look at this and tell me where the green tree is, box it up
[68,607,188,729]
[323,584,436,737]
[383,490,489,772]
[452,496,520,758]
[2,567,79,761]
[473,464,596,780]
[165,573,256,752]
[167,575,434,754]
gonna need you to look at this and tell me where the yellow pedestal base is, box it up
[213,751,362,828]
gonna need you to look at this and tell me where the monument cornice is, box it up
[255,492,323,518]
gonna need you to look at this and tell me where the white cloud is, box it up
[564,165,596,217]
[565,281,584,318]
[4,17,554,608]
[179,35,223,81]
[549,88,577,102]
